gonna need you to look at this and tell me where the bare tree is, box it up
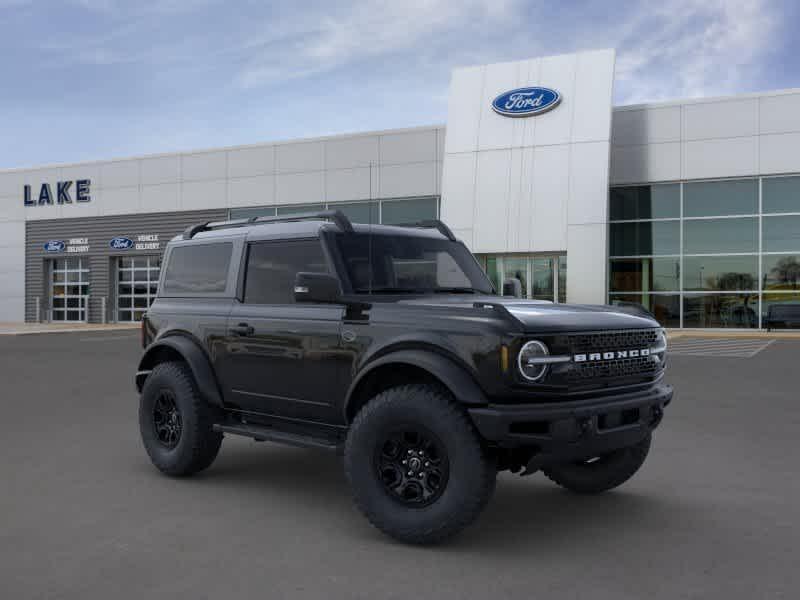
[768,256,800,289]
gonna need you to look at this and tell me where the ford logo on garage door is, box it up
[491,87,561,117]
[44,240,66,253]
[110,237,134,250]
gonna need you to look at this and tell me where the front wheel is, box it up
[344,384,496,545]
[543,433,652,494]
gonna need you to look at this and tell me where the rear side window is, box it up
[162,243,233,294]
[244,240,328,304]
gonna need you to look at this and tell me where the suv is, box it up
[136,210,672,544]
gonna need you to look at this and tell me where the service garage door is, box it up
[116,256,161,322]
[50,258,90,322]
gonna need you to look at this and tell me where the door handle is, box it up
[230,323,254,336]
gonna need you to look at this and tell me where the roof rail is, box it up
[182,209,354,240]
[395,219,457,241]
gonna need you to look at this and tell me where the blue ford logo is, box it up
[110,237,134,250]
[44,240,65,253]
[491,87,561,117]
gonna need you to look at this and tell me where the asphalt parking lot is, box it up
[1,332,798,599]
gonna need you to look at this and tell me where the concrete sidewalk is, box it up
[0,322,140,335]
[666,328,800,340]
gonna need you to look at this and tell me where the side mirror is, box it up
[294,272,342,304]
[502,277,522,298]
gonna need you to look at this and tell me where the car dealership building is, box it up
[1,48,799,328]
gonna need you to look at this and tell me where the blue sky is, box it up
[1,0,797,168]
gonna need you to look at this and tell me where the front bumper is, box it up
[468,383,673,464]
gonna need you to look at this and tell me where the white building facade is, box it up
[1,48,799,328]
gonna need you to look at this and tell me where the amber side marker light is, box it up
[500,345,509,373]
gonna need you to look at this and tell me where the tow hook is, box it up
[650,406,664,427]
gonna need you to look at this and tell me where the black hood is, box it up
[397,295,659,333]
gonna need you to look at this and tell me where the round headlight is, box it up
[517,340,550,382]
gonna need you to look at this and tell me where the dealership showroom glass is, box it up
[1,48,799,329]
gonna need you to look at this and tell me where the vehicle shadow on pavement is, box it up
[456,474,681,552]
[146,441,685,551]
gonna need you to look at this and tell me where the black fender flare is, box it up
[343,349,489,422]
[136,335,224,408]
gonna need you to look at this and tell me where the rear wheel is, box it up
[139,361,223,477]
[543,434,652,494]
[344,384,496,545]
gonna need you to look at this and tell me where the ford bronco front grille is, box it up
[566,329,661,383]
[567,355,659,381]
[568,329,659,354]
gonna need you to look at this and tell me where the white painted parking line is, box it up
[669,338,774,358]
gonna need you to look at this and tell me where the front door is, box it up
[217,238,348,425]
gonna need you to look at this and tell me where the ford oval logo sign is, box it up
[491,87,561,117]
[110,237,134,250]
[44,240,65,253]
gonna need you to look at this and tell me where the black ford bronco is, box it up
[136,210,672,544]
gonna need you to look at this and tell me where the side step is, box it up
[213,422,342,452]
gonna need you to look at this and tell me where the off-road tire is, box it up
[344,384,496,545]
[139,361,223,477]
[543,433,652,494]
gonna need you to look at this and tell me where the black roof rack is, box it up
[395,219,457,241]
[182,210,354,240]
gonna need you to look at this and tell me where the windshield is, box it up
[334,232,495,295]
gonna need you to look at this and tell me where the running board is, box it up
[213,423,342,452]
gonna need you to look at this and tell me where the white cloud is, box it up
[236,0,524,89]
[614,0,779,104]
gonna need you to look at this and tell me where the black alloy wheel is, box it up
[152,390,182,449]
[375,428,449,507]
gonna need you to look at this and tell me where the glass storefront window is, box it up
[381,197,438,225]
[609,184,680,221]
[763,215,800,253]
[609,258,680,292]
[683,179,758,217]
[762,292,800,328]
[609,176,800,328]
[336,201,378,224]
[608,293,680,328]
[682,255,758,291]
[683,294,758,328]
[276,204,324,215]
[476,254,566,302]
[683,218,757,254]
[230,206,277,220]
[531,258,554,300]
[502,256,528,299]
[230,197,437,226]
[762,254,800,290]
[762,176,800,214]
[609,221,680,256]
[483,256,501,292]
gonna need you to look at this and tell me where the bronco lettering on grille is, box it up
[574,348,651,362]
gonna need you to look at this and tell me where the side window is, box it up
[244,240,329,304]
[162,243,233,294]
